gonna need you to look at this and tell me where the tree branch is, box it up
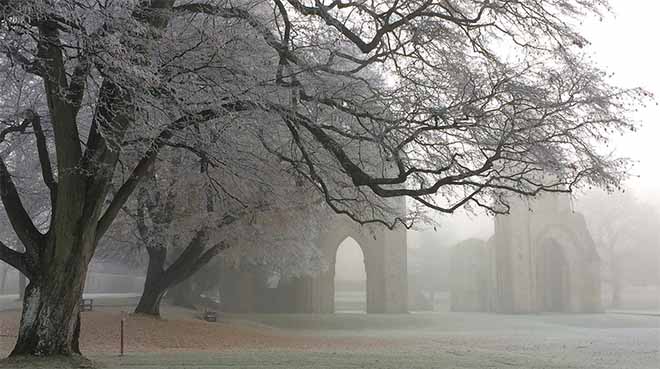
[1,44,44,77]
[162,229,207,286]
[166,233,230,288]
[176,241,230,285]
[37,19,82,166]
[0,240,30,277]
[0,116,45,260]
[95,148,158,243]
[66,54,91,115]
[94,106,245,242]
[29,110,57,207]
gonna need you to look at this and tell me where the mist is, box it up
[0,1,658,368]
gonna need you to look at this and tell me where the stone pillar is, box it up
[492,214,516,313]
[279,219,407,314]
[491,193,602,314]
[218,204,408,315]
[379,225,408,313]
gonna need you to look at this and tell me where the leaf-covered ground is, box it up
[0,307,658,368]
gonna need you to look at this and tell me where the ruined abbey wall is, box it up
[219,210,408,314]
[451,193,602,314]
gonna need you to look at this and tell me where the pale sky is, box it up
[582,0,660,200]
[407,1,660,247]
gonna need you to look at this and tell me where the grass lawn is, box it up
[0,311,658,368]
[91,351,469,369]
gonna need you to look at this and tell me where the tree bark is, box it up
[134,233,226,317]
[0,263,8,294]
[135,285,167,316]
[0,1,183,358]
[18,272,26,300]
[134,247,167,316]
[11,260,88,356]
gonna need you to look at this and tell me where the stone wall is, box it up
[217,212,408,314]
[450,193,602,314]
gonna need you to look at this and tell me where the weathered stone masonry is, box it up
[220,214,408,314]
[451,193,602,314]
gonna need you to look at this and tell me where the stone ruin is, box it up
[450,193,602,313]
[218,213,408,314]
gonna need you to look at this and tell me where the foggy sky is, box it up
[582,0,660,200]
[405,1,660,250]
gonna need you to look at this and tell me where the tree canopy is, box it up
[0,0,648,358]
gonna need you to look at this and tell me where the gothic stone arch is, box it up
[219,213,408,314]
[492,193,602,313]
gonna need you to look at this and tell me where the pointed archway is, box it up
[334,237,367,313]
[215,213,408,314]
[536,239,569,312]
[491,193,602,314]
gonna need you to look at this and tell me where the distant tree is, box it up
[0,0,648,358]
[578,191,660,308]
[121,146,325,317]
[0,69,50,297]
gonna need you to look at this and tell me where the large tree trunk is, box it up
[134,247,167,316]
[11,260,88,356]
[0,3,176,359]
[0,263,8,294]
[134,232,225,317]
[135,260,206,315]
[18,272,26,300]
[135,285,167,316]
[17,244,27,300]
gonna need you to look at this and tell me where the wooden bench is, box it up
[80,298,94,312]
[203,310,217,322]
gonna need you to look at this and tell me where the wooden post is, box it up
[120,311,126,356]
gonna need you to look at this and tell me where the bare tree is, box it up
[120,146,325,317]
[0,67,50,298]
[0,0,647,358]
[578,191,660,308]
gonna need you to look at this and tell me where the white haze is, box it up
[406,0,660,251]
[581,0,660,202]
